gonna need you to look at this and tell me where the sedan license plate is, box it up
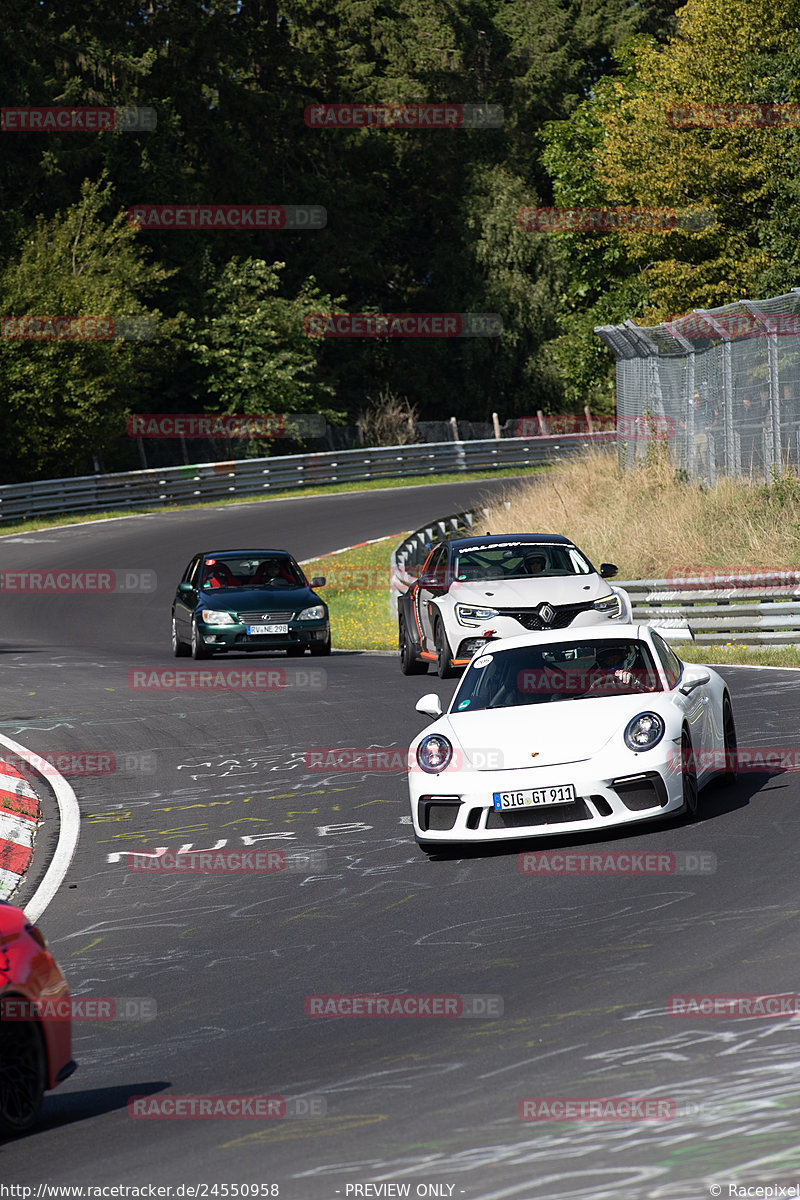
[493,784,576,811]
[247,623,289,635]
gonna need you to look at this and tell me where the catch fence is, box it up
[596,289,800,484]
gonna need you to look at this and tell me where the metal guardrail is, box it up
[390,512,800,647]
[390,507,490,615]
[0,432,615,523]
[623,575,800,645]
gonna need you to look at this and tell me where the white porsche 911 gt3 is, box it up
[407,625,736,849]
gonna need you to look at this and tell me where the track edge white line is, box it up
[0,733,80,922]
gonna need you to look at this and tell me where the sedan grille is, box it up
[498,602,596,631]
[237,610,295,622]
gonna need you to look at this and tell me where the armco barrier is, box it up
[0,760,41,900]
[624,575,800,645]
[390,515,800,647]
[0,432,615,523]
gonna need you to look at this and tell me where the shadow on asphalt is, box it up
[1,1082,173,1141]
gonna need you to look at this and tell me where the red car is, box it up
[0,900,76,1135]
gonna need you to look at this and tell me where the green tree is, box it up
[187,257,344,431]
[0,178,178,481]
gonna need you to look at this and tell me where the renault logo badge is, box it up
[539,603,555,624]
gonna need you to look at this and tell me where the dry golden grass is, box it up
[484,447,800,580]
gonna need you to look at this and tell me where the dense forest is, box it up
[3,0,798,482]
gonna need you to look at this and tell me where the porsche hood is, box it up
[435,700,674,770]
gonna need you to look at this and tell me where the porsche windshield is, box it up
[452,639,662,710]
[200,556,306,590]
[453,543,593,582]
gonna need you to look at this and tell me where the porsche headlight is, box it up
[416,734,453,773]
[298,605,326,621]
[624,712,665,752]
[593,593,622,617]
[200,610,236,625]
[456,604,500,627]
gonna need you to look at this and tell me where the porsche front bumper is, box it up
[409,751,685,844]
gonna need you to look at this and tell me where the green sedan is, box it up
[171,548,331,659]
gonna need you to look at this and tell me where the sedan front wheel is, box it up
[191,620,212,659]
[172,615,190,658]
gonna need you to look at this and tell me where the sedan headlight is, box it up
[416,734,453,773]
[456,604,500,627]
[624,712,665,752]
[593,593,622,617]
[200,610,236,625]
[298,605,326,621]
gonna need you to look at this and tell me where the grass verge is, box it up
[0,466,539,538]
[302,538,398,651]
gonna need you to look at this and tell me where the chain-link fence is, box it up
[595,288,800,483]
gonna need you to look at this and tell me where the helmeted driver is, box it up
[586,643,649,693]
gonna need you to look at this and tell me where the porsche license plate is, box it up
[493,785,576,810]
[247,624,289,635]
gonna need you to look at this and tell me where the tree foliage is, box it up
[0,0,686,480]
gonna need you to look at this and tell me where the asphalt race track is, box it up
[2,478,800,1199]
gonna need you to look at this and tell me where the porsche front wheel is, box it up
[682,729,699,818]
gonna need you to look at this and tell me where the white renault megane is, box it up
[407,625,736,849]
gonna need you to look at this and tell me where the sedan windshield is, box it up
[453,542,593,582]
[201,556,306,590]
[452,639,663,711]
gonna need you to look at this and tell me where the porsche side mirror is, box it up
[415,693,443,719]
[600,563,618,579]
[679,668,710,695]
[177,582,194,596]
[310,576,326,587]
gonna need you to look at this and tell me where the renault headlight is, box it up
[593,593,622,617]
[456,604,500,627]
[624,712,665,752]
[416,734,453,773]
[200,610,236,625]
